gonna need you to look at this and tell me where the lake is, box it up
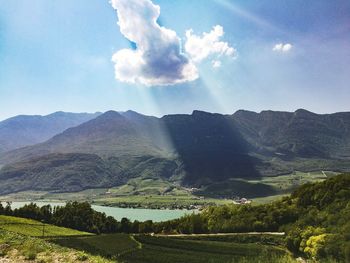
[8,201,194,222]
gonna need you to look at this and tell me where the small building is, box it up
[233,198,251,205]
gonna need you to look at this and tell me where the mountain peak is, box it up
[123,110,145,118]
[294,109,316,116]
[49,111,66,116]
[191,110,216,117]
[233,110,258,117]
[100,110,123,118]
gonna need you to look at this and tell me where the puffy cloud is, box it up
[185,25,236,65]
[110,0,198,86]
[273,43,293,52]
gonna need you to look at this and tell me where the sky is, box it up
[0,0,349,120]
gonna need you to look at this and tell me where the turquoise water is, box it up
[8,201,194,222]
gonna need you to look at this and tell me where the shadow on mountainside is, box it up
[162,111,262,186]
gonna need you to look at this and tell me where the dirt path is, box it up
[153,232,285,237]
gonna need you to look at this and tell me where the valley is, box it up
[0,170,337,211]
[0,174,348,262]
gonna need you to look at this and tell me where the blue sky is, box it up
[0,0,349,120]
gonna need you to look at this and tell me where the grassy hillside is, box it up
[0,215,92,237]
[0,229,113,262]
[0,215,112,262]
[52,234,139,258]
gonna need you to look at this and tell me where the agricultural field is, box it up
[92,177,233,209]
[50,233,296,263]
[0,216,110,262]
[0,214,293,263]
[108,177,182,196]
[52,233,139,258]
[120,235,293,263]
[0,171,338,209]
[92,171,336,208]
[197,170,338,201]
[251,194,288,205]
[0,215,92,237]
[250,170,331,191]
[0,229,113,263]
[0,223,296,263]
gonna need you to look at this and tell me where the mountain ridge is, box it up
[0,109,350,194]
[0,111,102,153]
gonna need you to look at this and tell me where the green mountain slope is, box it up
[232,109,350,158]
[0,109,350,194]
[0,153,124,194]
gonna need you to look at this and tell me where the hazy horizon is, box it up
[2,107,350,122]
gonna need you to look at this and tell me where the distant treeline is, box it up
[0,201,133,234]
[0,200,180,235]
[1,174,349,261]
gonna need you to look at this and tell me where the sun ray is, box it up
[213,0,284,35]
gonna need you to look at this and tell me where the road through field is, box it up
[152,232,285,237]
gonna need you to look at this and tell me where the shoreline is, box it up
[2,200,200,211]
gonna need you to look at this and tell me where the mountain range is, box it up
[0,109,350,195]
[0,111,101,153]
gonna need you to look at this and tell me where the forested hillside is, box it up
[155,174,350,261]
[1,110,350,194]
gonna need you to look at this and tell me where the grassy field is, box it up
[251,194,288,205]
[0,215,92,237]
[92,177,232,209]
[197,170,338,201]
[52,233,139,258]
[250,171,329,191]
[0,215,114,262]
[49,233,295,263]
[0,229,113,262]
[124,235,294,263]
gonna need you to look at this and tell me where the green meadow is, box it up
[0,215,92,237]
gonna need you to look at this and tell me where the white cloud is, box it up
[110,0,198,86]
[185,25,236,66]
[273,43,293,52]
